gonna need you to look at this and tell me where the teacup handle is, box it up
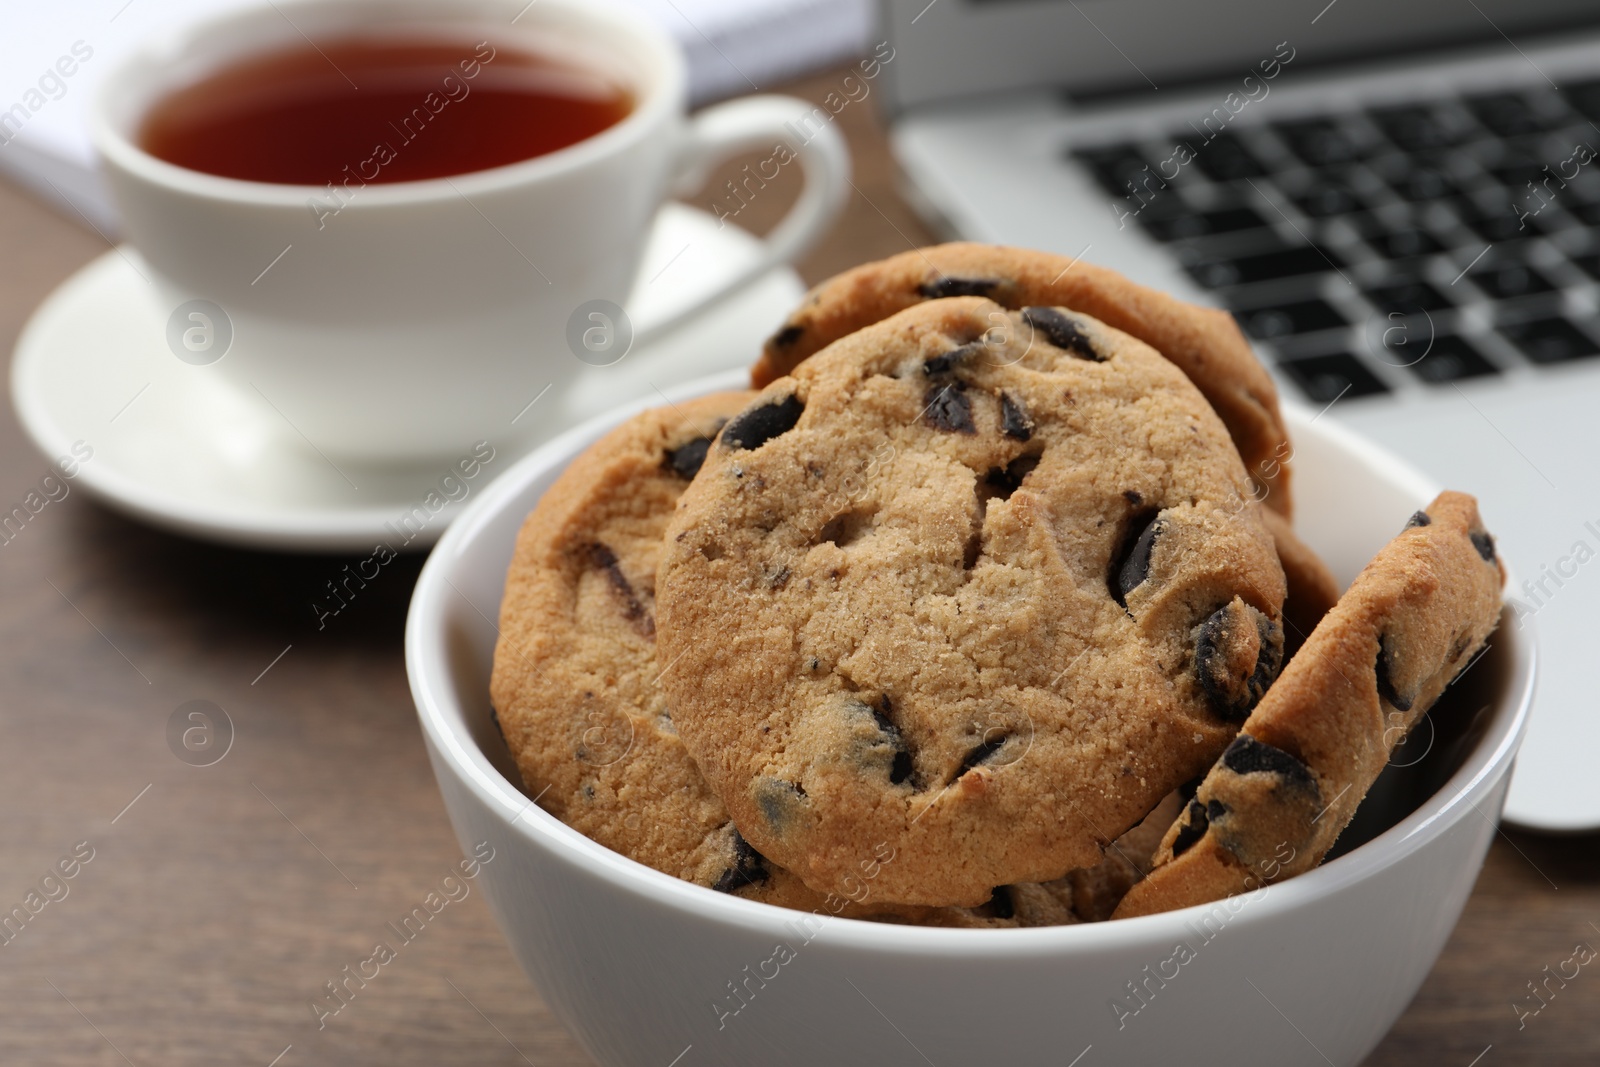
[629,94,850,347]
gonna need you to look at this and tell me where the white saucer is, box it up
[10,204,803,552]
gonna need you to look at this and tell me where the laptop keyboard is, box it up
[1072,82,1600,404]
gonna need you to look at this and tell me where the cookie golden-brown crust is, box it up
[659,297,1287,906]
[752,243,1292,514]
[490,393,889,915]
[1113,492,1504,919]
[490,393,771,889]
[487,393,1092,926]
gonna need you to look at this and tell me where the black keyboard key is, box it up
[1372,312,1434,366]
[1190,228,1298,258]
[1369,104,1477,151]
[1483,151,1553,189]
[1561,79,1600,122]
[1293,182,1364,217]
[1367,227,1445,260]
[1562,168,1600,200]
[1564,198,1600,227]
[1192,133,1268,181]
[1230,298,1349,340]
[1397,336,1499,383]
[1073,144,1164,199]
[1365,278,1454,314]
[1277,353,1389,402]
[1469,261,1556,299]
[1500,318,1600,363]
[1453,198,1543,241]
[1569,252,1600,280]
[1480,136,1592,190]
[1138,206,1270,242]
[1186,246,1344,289]
[1275,119,1367,166]
[1387,165,1459,202]
[1466,91,1573,137]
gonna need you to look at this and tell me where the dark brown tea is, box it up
[139,35,633,185]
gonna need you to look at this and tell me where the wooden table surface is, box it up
[0,65,1595,1067]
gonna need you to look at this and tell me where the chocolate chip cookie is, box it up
[487,392,1122,926]
[490,393,808,899]
[751,243,1294,515]
[1113,492,1504,919]
[658,297,1289,906]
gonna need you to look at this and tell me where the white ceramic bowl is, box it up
[406,370,1536,1067]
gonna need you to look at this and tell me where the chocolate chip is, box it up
[918,276,999,299]
[1123,490,1143,506]
[587,541,621,573]
[1470,530,1497,562]
[923,343,981,376]
[1110,510,1163,607]
[765,565,791,590]
[1194,600,1285,721]
[1374,637,1413,712]
[924,382,976,433]
[752,778,806,830]
[1022,307,1102,360]
[1205,799,1229,823]
[769,324,803,349]
[724,393,803,450]
[1221,734,1317,792]
[955,734,1007,779]
[986,885,1016,920]
[664,436,713,480]
[1405,510,1432,529]
[983,453,1041,499]
[1170,799,1210,857]
[1000,392,1033,441]
[864,696,914,785]
[711,828,771,893]
[585,542,653,636]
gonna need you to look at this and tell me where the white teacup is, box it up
[91,0,848,462]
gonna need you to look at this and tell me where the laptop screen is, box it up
[881,0,1600,112]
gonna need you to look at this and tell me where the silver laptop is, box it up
[880,0,1598,831]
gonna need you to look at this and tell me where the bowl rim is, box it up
[406,369,1538,956]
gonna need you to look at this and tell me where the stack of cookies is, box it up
[489,244,1505,926]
